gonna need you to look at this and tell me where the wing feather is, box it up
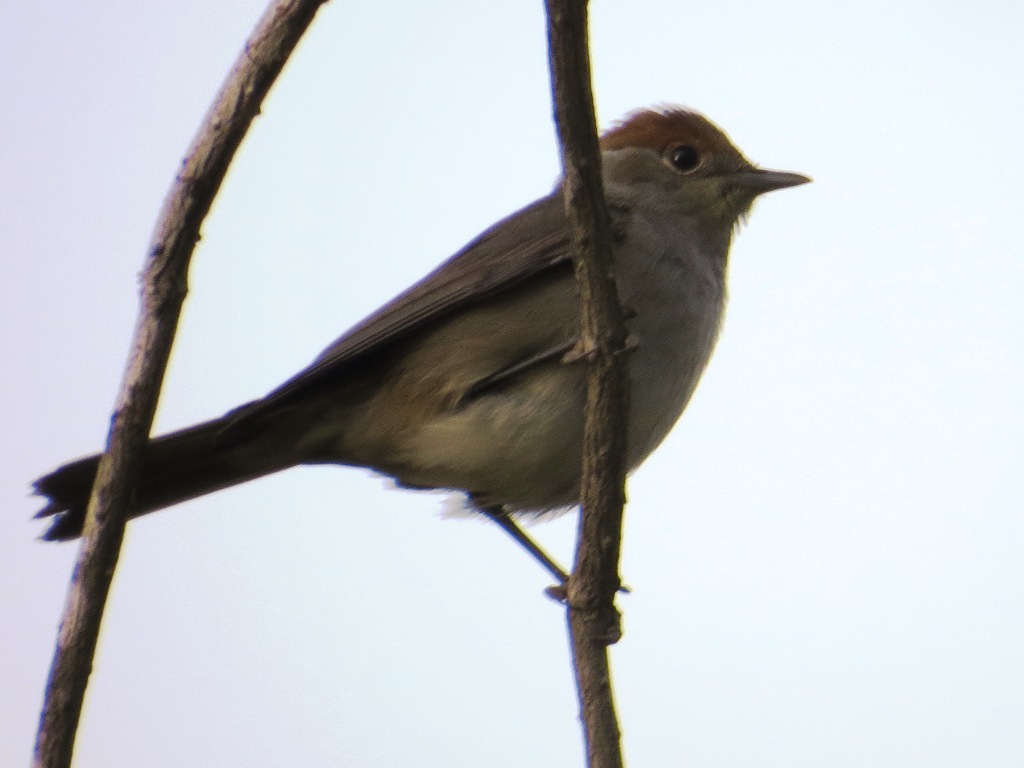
[256,192,571,410]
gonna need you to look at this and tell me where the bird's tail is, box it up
[33,412,298,541]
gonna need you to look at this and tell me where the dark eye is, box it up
[667,144,701,172]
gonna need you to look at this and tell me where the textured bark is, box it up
[545,1,629,767]
[32,3,331,766]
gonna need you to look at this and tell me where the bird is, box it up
[33,106,809,559]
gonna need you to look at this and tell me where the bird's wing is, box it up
[252,192,572,411]
[457,336,579,405]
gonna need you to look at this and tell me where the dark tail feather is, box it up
[33,414,298,541]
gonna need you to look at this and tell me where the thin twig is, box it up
[544,1,629,767]
[32,3,330,766]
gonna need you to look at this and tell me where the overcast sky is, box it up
[2,1,1022,766]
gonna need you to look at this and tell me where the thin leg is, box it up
[480,506,568,584]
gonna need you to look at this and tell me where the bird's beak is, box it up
[732,168,812,195]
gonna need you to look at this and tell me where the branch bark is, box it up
[544,2,629,767]
[33,2,330,766]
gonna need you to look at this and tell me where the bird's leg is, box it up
[479,505,568,584]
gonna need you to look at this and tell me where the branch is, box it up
[32,2,330,766]
[544,1,628,767]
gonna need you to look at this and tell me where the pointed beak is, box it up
[732,168,812,195]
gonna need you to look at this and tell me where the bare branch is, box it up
[32,2,330,766]
[544,1,629,766]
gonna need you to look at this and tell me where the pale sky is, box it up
[2,1,1022,766]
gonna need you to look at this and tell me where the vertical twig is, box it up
[544,1,629,767]
[32,2,330,766]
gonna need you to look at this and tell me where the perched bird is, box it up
[33,107,809,551]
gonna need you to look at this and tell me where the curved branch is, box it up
[33,2,330,766]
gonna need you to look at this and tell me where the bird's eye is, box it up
[667,144,701,173]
